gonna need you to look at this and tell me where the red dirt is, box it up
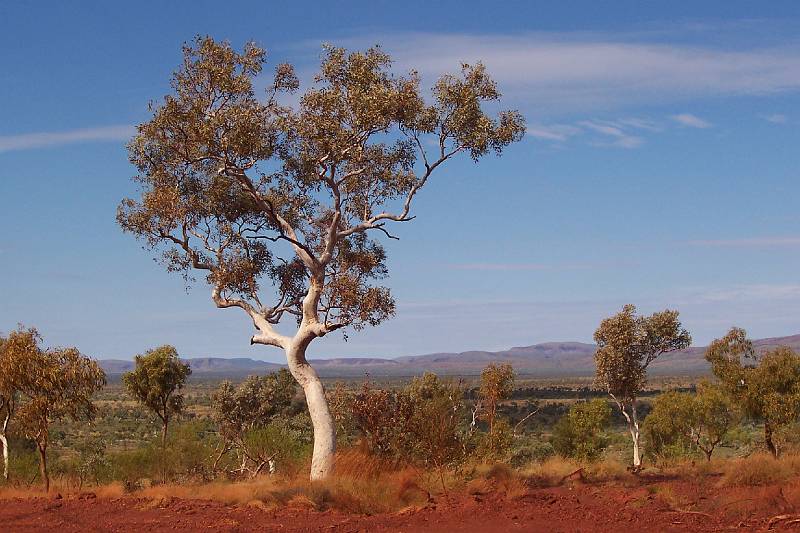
[3,478,800,532]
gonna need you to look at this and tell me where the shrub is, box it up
[552,399,611,461]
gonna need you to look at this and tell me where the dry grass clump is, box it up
[0,481,125,500]
[657,457,725,481]
[584,458,633,483]
[520,456,581,486]
[138,478,281,505]
[0,486,48,499]
[518,456,633,487]
[720,453,800,487]
[465,463,528,499]
[139,449,430,515]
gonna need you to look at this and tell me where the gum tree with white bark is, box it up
[117,37,525,480]
[593,304,691,470]
[0,327,44,481]
[3,328,105,492]
[0,332,18,481]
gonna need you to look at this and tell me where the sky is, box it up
[1,1,799,363]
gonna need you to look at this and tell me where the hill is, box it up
[99,334,800,378]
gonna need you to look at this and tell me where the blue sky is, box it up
[1,1,799,362]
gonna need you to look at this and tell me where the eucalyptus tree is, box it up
[644,382,739,461]
[122,345,191,451]
[118,37,525,479]
[706,328,800,457]
[9,330,106,492]
[0,331,22,481]
[593,304,691,469]
[1,327,47,481]
[478,362,515,436]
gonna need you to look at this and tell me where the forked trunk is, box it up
[613,397,642,470]
[286,343,335,480]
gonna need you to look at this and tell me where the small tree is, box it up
[12,333,106,492]
[706,328,800,457]
[644,382,739,462]
[122,345,191,453]
[552,399,611,461]
[478,363,515,436]
[328,379,411,457]
[0,329,28,481]
[401,373,465,493]
[594,304,691,469]
[211,369,299,476]
[118,37,525,480]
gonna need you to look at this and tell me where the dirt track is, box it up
[3,479,800,532]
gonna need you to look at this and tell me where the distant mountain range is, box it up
[98,333,800,378]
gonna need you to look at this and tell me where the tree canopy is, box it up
[594,304,692,404]
[122,345,192,449]
[118,36,526,349]
[644,382,739,461]
[2,328,106,491]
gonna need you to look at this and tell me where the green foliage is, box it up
[163,420,219,482]
[508,436,555,467]
[331,372,467,484]
[211,370,303,478]
[645,382,740,462]
[212,370,297,439]
[72,437,109,488]
[5,447,40,486]
[552,399,612,461]
[240,421,310,476]
[473,418,514,461]
[594,305,692,404]
[477,363,515,450]
[644,391,695,460]
[122,345,191,443]
[329,380,411,455]
[108,445,161,491]
[2,327,106,490]
[706,328,800,457]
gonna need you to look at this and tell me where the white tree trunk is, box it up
[629,423,641,468]
[286,341,335,480]
[629,403,642,468]
[1,409,9,480]
[0,432,8,481]
[612,395,642,469]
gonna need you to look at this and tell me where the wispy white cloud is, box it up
[526,123,581,141]
[670,113,712,128]
[343,32,800,113]
[0,125,136,153]
[579,120,643,148]
[760,113,789,124]
[688,236,800,247]
[527,117,662,148]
